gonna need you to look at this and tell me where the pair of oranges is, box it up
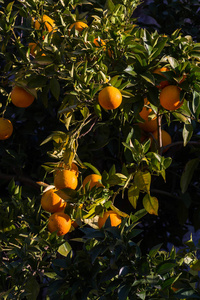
[0,86,35,140]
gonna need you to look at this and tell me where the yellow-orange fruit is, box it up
[0,118,13,140]
[153,67,169,89]
[93,38,106,47]
[41,188,66,213]
[82,174,103,190]
[98,86,122,110]
[93,38,112,57]
[54,169,78,190]
[48,212,71,236]
[55,162,79,177]
[33,15,57,33]
[160,85,183,111]
[11,86,35,108]
[151,129,172,152]
[28,42,45,57]
[68,21,88,35]
[98,211,121,229]
[42,14,57,33]
[138,98,158,133]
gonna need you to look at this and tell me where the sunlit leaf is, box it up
[143,194,158,215]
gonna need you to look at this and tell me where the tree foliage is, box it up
[1,0,200,298]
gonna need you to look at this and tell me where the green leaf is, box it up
[136,291,146,300]
[104,0,115,12]
[27,75,48,88]
[143,194,158,215]
[192,90,200,119]
[149,243,163,257]
[157,262,177,275]
[134,171,151,193]
[58,242,72,257]
[180,158,200,194]
[107,173,127,185]
[182,123,193,146]
[44,272,58,279]
[118,284,131,300]
[128,185,140,209]
[24,276,40,300]
[50,78,60,100]
[167,56,179,68]
[140,73,155,85]
[190,260,200,271]
[82,162,101,176]
[131,209,147,223]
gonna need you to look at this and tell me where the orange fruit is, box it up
[151,129,172,152]
[32,18,41,30]
[48,212,71,236]
[41,188,66,213]
[82,174,103,190]
[98,86,122,110]
[55,162,79,177]
[68,21,88,35]
[54,169,78,190]
[153,67,169,89]
[11,86,35,108]
[28,42,38,56]
[28,42,46,57]
[93,38,106,48]
[0,118,13,140]
[33,15,57,33]
[71,220,79,228]
[93,38,112,57]
[42,14,57,33]
[138,98,158,133]
[178,74,187,84]
[98,210,121,229]
[160,85,183,111]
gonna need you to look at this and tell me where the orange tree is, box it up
[1,0,200,298]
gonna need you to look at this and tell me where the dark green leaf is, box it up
[180,158,200,194]
[50,78,60,100]
[182,123,193,146]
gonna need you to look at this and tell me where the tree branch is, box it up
[0,172,41,190]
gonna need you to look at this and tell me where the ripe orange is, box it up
[41,188,66,213]
[98,210,121,229]
[55,162,79,177]
[178,73,187,84]
[138,98,158,132]
[11,86,35,108]
[153,67,169,89]
[93,38,106,48]
[93,38,112,57]
[82,174,103,190]
[42,14,57,33]
[68,21,88,35]
[151,129,172,152]
[54,169,78,190]
[48,212,71,236]
[0,118,13,140]
[33,15,57,33]
[159,85,183,111]
[28,42,45,57]
[98,86,122,110]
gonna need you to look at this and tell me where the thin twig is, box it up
[0,172,41,190]
[162,140,200,152]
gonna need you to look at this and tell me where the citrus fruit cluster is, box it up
[41,164,122,235]
[41,162,79,236]
[138,66,185,153]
